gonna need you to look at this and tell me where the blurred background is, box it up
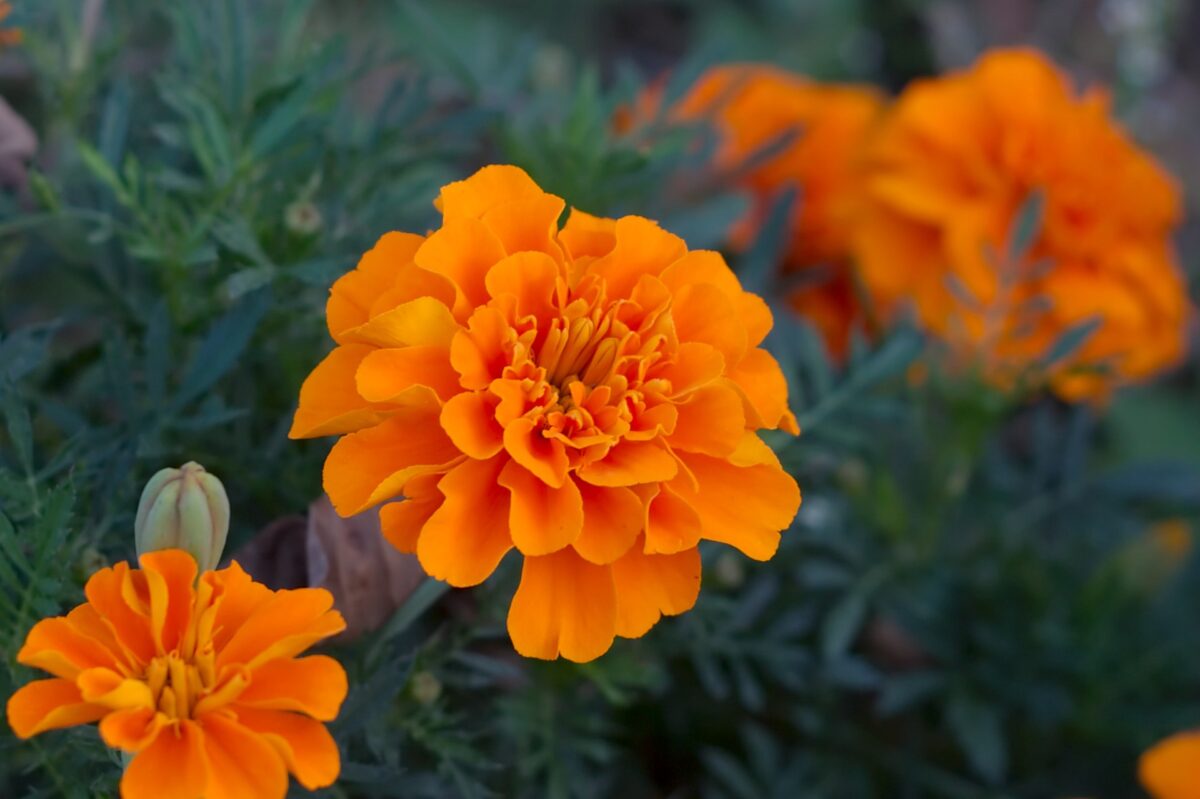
[1,1,1198,797]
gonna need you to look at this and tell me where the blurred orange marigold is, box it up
[853,47,1191,401]
[290,164,802,662]
[0,1,20,48]
[1140,730,1200,799]
[6,549,347,799]
[652,65,885,359]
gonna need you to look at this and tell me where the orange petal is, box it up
[340,296,460,349]
[233,707,341,791]
[356,345,460,403]
[655,341,727,396]
[450,306,513,390]
[503,416,569,488]
[120,719,207,799]
[726,348,796,432]
[289,344,391,439]
[481,193,566,259]
[379,480,441,555]
[507,548,616,662]
[667,382,746,456]
[577,440,678,487]
[99,707,164,752]
[559,209,617,261]
[671,445,799,560]
[5,678,106,739]
[672,281,748,365]
[323,406,462,516]
[611,540,701,638]
[238,655,347,722]
[77,667,155,710]
[198,713,289,799]
[16,616,122,679]
[415,218,507,315]
[498,462,583,556]
[140,549,197,655]
[440,391,504,459]
[417,456,513,587]
[659,250,743,297]
[588,216,686,300]
[1140,731,1200,799]
[437,164,547,221]
[207,561,272,653]
[644,485,702,555]
[484,251,561,320]
[217,588,345,671]
[573,483,644,564]
[326,232,425,341]
[84,562,155,665]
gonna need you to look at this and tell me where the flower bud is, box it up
[134,462,230,572]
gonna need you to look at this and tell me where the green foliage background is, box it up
[1,1,1198,797]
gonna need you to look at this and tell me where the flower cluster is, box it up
[670,65,884,359]
[6,549,347,799]
[291,164,802,662]
[852,48,1190,400]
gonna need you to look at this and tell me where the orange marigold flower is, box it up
[6,549,348,799]
[666,65,885,359]
[290,164,802,662]
[1140,730,1200,799]
[0,1,21,48]
[853,47,1192,401]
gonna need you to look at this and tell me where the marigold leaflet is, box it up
[852,47,1191,401]
[290,164,802,662]
[6,549,348,799]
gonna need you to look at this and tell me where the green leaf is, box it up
[947,693,1007,784]
[1038,317,1101,369]
[1006,190,1044,260]
[173,290,270,407]
[2,393,33,475]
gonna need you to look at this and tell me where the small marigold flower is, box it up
[631,65,885,359]
[291,164,802,662]
[853,47,1192,401]
[6,549,348,799]
[0,1,21,48]
[1140,731,1200,799]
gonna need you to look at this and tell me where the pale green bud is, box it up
[134,462,230,572]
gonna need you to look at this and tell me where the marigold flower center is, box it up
[145,648,214,720]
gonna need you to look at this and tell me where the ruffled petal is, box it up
[671,440,800,561]
[238,655,347,722]
[217,588,345,671]
[379,475,442,554]
[572,483,644,565]
[16,616,122,679]
[198,713,289,799]
[140,549,198,655]
[233,707,341,791]
[5,678,106,739]
[577,440,678,487]
[99,707,165,752]
[440,391,504,459]
[415,218,507,315]
[499,462,583,556]
[120,719,207,799]
[507,548,616,662]
[326,232,425,341]
[667,382,746,456]
[289,344,391,439]
[437,164,548,221]
[588,216,687,300]
[644,484,702,555]
[356,345,460,403]
[84,562,155,666]
[323,406,462,516]
[611,539,701,638]
[341,296,460,349]
[417,456,513,587]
